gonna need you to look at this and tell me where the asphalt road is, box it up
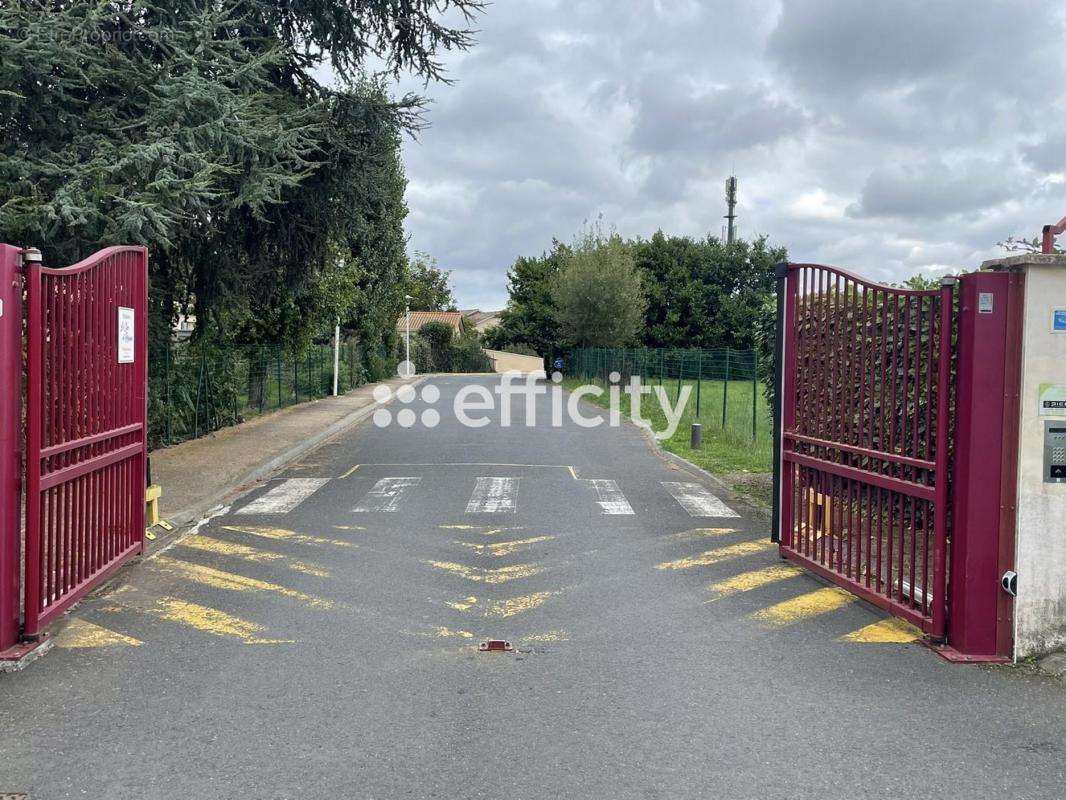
[2,375,1065,799]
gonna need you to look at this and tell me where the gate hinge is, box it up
[20,247,42,269]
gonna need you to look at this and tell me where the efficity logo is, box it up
[373,365,691,440]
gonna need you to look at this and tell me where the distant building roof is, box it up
[459,309,503,330]
[397,311,469,334]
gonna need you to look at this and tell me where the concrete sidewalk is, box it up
[151,376,421,535]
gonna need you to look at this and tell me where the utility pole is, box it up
[724,176,737,244]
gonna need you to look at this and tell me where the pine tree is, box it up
[0,1,482,347]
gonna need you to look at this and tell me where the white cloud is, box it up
[378,0,1066,310]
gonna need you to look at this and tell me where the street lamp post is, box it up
[332,318,340,396]
[404,295,412,377]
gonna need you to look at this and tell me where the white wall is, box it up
[1012,259,1066,657]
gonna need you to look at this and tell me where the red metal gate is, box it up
[23,246,148,637]
[778,263,953,637]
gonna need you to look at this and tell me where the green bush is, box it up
[453,332,494,372]
[399,322,494,374]
[417,321,456,372]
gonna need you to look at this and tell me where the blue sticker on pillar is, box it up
[1054,309,1066,332]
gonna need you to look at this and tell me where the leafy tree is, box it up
[406,251,456,311]
[484,240,570,354]
[491,223,786,356]
[0,0,481,346]
[633,231,785,350]
[551,229,646,347]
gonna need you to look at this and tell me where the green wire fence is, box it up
[148,337,394,450]
[568,347,769,446]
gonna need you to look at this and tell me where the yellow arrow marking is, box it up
[706,564,805,599]
[221,525,355,548]
[521,631,569,643]
[439,524,525,536]
[486,591,557,618]
[457,535,554,557]
[671,527,739,540]
[153,556,332,608]
[445,596,479,611]
[55,619,142,649]
[425,560,542,584]
[432,626,476,639]
[656,540,773,570]
[843,617,922,643]
[152,597,293,644]
[752,587,856,627]
[181,535,329,577]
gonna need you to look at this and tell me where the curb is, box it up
[162,377,426,532]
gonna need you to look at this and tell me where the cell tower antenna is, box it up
[724,176,738,244]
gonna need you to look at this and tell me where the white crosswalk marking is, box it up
[238,479,330,515]
[466,477,519,513]
[662,482,739,518]
[353,477,422,512]
[584,479,635,515]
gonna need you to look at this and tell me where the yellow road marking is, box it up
[332,525,365,532]
[182,534,329,577]
[752,586,856,627]
[446,596,478,611]
[432,626,475,639]
[656,540,773,570]
[486,591,557,618]
[55,619,143,649]
[340,464,361,479]
[222,525,355,548]
[153,556,333,608]
[568,466,578,480]
[706,563,805,599]
[522,631,569,642]
[439,524,525,536]
[479,527,525,537]
[425,560,542,584]
[672,527,738,540]
[153,597,293,644]
[843,617,922,643]
[458,535,554,557]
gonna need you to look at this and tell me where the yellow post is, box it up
[145,484,162,528]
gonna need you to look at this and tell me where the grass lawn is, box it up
[562,376,774,508]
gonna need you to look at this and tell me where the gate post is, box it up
[772,262,794,544]
[943,271,1023,661]
[0,245,22,655]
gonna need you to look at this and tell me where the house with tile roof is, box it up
[459,309,503,333]
[396,310,471,336]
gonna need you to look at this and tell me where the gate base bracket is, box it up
[0,636,52,671]
[927,642,1011,664]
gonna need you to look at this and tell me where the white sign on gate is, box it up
[117,307,135,364]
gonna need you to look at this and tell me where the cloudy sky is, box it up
[390,0,1066,310]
